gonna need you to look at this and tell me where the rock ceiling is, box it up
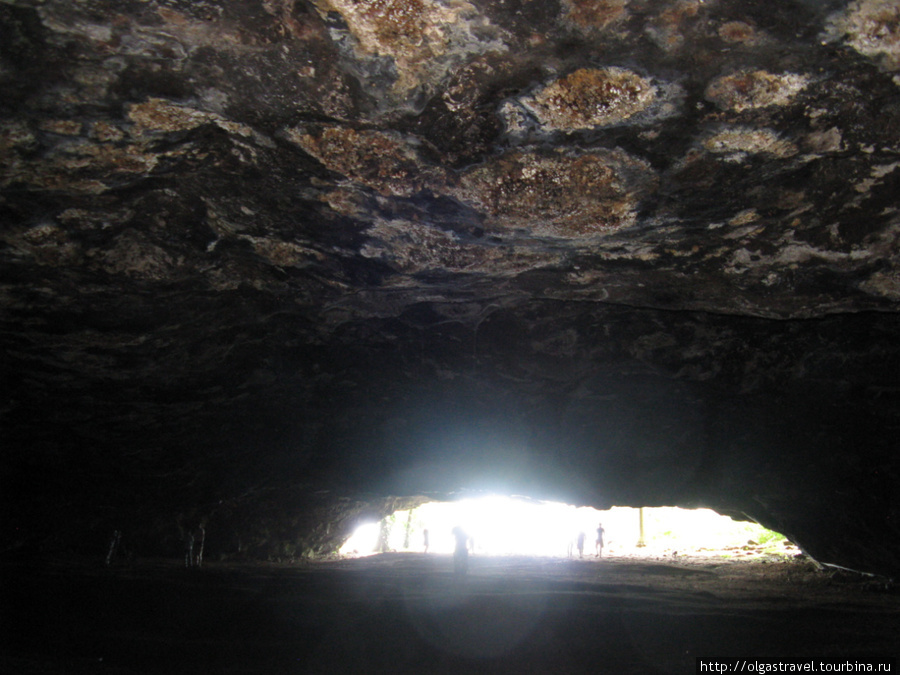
[1,0,899,575]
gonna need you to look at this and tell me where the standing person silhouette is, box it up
[184,530,195,568]
[595,522,606,557]
[576,531,586,558]
[451,526,469,577]
[423,528,430,553]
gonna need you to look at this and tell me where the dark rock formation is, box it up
[2,0,898,576]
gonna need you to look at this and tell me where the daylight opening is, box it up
[340,497,792,559]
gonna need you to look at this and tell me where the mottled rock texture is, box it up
[1,0,899,575]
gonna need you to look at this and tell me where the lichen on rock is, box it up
[128,99,215,134]
[1,134,162,195]
[706,70,811,112]
[312,0,504,105]
[702,127,799,160]
[718,21,764,45]
[286,126,449,197]
[521,67,656,131]
[826,0,900,72]
[561,0,628,33]
[646,0,703,51]
[453,148,655,238]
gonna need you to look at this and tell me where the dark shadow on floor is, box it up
[2,553,897,674]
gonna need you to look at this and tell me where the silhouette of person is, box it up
[194,524,206,568]
[423,528,430,554]
[105,529,122,567]
[595,522,606,557]
[451,526,469,577]
[184,530,195,568]
[576,531,586,558]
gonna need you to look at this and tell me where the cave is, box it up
[2,0,899,672]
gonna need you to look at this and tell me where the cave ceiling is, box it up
[1,0,899,574]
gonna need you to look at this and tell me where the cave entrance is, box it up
[340,497,791,560]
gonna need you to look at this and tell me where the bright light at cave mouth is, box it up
[339,497,788,558]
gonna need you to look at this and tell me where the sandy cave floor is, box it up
[2,551,897,674]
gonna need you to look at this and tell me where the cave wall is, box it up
[6,299,897,575]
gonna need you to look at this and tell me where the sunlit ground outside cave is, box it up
[340,498,795,561]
